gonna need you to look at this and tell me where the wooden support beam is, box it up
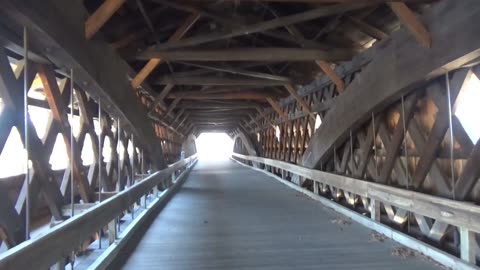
[266,97,289,122]
[255,107,275,128]
[315,60,345,92]
[0,191,25,247]
[37,64,93,202]
[147,2,372,50]
[284,84,314,119]
[389,2,431,48]
[301,0,480,170]
[178,62,291,82]
[0,53,64,220]
[85,0,126,40]
[378,93,418,184]
[131,13,200,89]
[149,83,174,112]
[460,227,477,263]
[411,70,470,190]
[169,109,184,125]
[175,113,189,130]
[346,16,388,41]
[154,76,288,86]
[454,139,480,200]
[178,101,260,109]
[162,96,183,119]
[135,48,356,62]
[3,0,167,169]
[167,91,276,100]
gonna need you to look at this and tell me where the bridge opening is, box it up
[195,133,233,161]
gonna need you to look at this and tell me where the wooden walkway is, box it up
[120,160,440,270]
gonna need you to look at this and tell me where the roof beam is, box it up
[148,83,174,113]
[266,7,346,111]
[315,60,346,92]
[346,15,388,41]
[178,101,261,109]
[135,48,356,62]
[168,108,184,125]
[85,0,126,39]
[162,95,183,120]
[130,13,200,88]
[147,2,372,50]
[388,2,431,48]
[284,84,314,119]
[178,62,291,82]
[266,97,289,122]
[168,91,276,100]
[154,76,290,86]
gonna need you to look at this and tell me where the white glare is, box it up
[196,133,233,161]
[454,73,480,143]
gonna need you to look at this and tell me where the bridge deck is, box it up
[120,160,440,269]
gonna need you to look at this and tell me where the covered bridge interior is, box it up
[0,0,479,269]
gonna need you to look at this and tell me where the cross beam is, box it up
[135,48,356,62]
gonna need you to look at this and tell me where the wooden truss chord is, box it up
[131,13,200,89]
[146,2,373,50]
[85,0,126,40]
[388,2,431,48]
[37,64,93,202]
[135,48,357,62]
[315,60,346,92]
[266,98,289,122]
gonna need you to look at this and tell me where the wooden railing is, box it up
[232,153,479,268]
[0,154,197,270]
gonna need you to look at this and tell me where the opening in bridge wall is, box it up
[195,133,233,161]
[455,72,480,143]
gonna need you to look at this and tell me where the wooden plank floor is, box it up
[120,159,440,270]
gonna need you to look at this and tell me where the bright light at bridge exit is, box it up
[195,133,233,161]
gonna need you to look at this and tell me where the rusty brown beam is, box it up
[85,0,126,40]
[131,13,200,88]
[389,2,431,48]
[266,97,289,122]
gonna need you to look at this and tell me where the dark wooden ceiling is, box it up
[84,0,434,135]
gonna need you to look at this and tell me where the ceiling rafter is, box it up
[85,0,126,40]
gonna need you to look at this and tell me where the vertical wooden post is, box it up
[108,219,117,245]
[313,181,319,194]
[54,258,67,270]
[370,199,381,222]
[460,227,477,263]
[171,171,176,185]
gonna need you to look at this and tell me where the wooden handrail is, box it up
[0,154,197,270]
[232,153,480,234]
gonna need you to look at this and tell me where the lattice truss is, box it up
[234,64,480,260]
[0,49,180,250]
